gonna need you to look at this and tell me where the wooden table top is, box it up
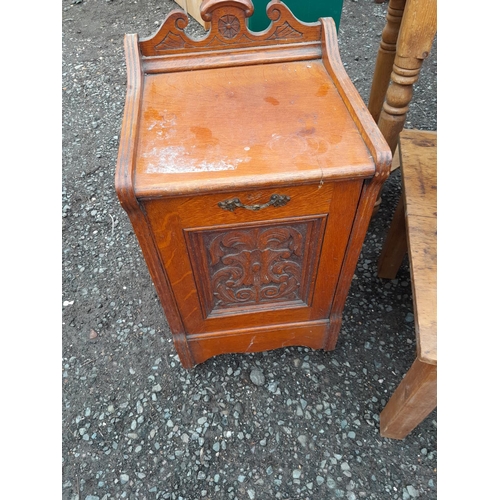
[133,60,375,197]
[400,129,437,365]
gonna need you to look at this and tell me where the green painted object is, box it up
[248,0,344,33]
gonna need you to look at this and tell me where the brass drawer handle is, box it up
[218,194,291,212]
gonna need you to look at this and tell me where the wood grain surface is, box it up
[380,358,437,439]
[400,129,436,364]
[134,60,374,198]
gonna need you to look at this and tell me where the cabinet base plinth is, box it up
[182,320,330,368]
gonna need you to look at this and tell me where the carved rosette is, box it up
[218,14,240,39]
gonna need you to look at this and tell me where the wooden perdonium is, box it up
[115,0,391,368]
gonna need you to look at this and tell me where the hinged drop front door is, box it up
[141,180,363,335]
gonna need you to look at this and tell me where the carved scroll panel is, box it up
[185,216,327,318]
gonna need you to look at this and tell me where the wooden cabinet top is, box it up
[116,0,391,200]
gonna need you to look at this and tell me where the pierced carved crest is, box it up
[139,0,321,56]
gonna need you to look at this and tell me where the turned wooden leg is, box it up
[368,0,406,216]
[380,358,437,439]
[377,0,437,154]
[377,194,407,279]
[368,0,406,124]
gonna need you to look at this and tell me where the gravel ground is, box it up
[61,1,438,499]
